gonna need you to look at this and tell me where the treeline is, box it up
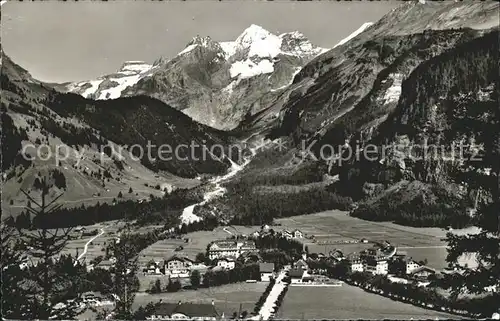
[253,234,304,269]
[9,188,201,229]
[1,110,31,172]
[239,161,327,186]
[351,191,471,228]
[335,270,499,318]
[38,116,107,150]
[147,278,182,294]
[254,233,303,255]
[227,182,352,225]
[43,91,233,178]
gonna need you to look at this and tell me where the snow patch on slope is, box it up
[334,22,374,48]
[97,74,143,100]
[220,41,237,58]
[230,59,275,79]
[82,80,105,97]
[382,73,404,104]
[179,44,199,55]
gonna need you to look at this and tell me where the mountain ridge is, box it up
[60,24,328,130]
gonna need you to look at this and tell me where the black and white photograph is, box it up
[1,0,499,320]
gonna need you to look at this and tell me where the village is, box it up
[77,223,468,320]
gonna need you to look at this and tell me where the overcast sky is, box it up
[1,1,399,83]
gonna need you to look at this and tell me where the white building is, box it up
[405,259,421,274]
[349,259,364,273]
[365,258,388,275]
[208,240,257,260]
[216,257,236,270]
[292,229,304,239]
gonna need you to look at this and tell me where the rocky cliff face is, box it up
[63,25,327,130]
[250,0,499,226]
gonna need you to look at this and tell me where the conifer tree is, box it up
[445,97,500,317]
[17,178,82,319]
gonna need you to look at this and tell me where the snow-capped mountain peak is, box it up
[63,24,329,129]
[235,24,277,48]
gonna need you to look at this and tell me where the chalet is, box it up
[288,268,305,284]
[282,230,293,239]
[293,259,309,271]
[329,250,344,262]
[74,226,86,233]
[164,256,193,270]
[259,263,275,282]
[164,256,193,277]
[208,240,258,260]
[147,301,220,320]
[365,257,388,275]
[215,257,236,270]
[405,259,421,274]
[292,229,304,239]
[409,266,436,281]
[144,260,163,275]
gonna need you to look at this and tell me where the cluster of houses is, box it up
[251,225,304,240]
[340,247,437,283]
[144,256,195,278]
[143,239,276,283]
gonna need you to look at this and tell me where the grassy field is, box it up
[277,285,462,320]
[64,209,478,270]
[59,221,126,262]
[138,226,258,264]
[133,282,266,317]
[273,210,468,269]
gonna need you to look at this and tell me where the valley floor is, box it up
[274,210,479,269]
[276,285,462,320]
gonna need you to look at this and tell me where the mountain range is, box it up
[1,0,499,227]
[61,25,328,130]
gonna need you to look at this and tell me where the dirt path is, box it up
[77,228,105,262]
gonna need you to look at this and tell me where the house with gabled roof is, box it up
[144,259,163,275]
[292,229,304,239]
[215,257,236,270]
[405,258,421,274]
[163,255,194,277]
[259,262,275,282]
[282,230,293,239]
[409,266,436,281]
[293,258,309,271]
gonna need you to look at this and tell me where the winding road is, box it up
[77,228,105,262]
